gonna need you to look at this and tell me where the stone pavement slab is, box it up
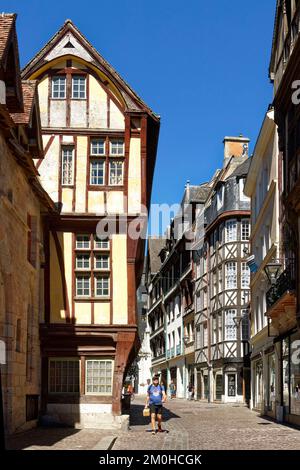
[6,427,119,450]
[113,395,300,450]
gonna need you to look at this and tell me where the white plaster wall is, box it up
[45,32,93,62]
[110,100,125,130]
[70,100,87,127]
[89,75,107,128]
[39,135,60,202]
[50,100,66,127]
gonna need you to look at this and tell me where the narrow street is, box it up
[6,394,300,450]
[113,395,300,450]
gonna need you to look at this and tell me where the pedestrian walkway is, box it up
[6,395,300,450]
[113,395,300,450]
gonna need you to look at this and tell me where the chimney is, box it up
[223,135,249,167]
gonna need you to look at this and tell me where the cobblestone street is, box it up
[113,395,300,451]
[6,395,300,450]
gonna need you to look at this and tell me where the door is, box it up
[216,375,223,400]
[228,374,236,397]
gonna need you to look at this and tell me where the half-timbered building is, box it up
[146,184,209,398]
[21,19,160,428]
[194,137,251,403]
[267,0,300,425]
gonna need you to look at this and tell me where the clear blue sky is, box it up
[4,0,275,212]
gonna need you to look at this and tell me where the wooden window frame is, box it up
[74,234,111,301]
[61,145,74,186]
[72,75,86,100]
[48,358,80,394]
[87,136,125,190]
[85,358,114,395]
[51,75,66,99]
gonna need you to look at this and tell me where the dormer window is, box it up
[72,76,86,99]
[52,76,66,99]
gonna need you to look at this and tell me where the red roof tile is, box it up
[0,13,16,64]
[10,80,37,124]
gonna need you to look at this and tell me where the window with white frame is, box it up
[72,75,86,99]
[76,253,90,270]
[218,313,222,342]
[76,275,90,297]
[95,276,110,297]
[241,219,250,241]
[110,140,124,156]
[241,262,250,289]
[217,185,224,210]
[85,359,113,394]
[218,266,222,293]
[203,322,208,347]
[109,161,123,185]
[239,178,248,201]
[95,254,109,270]
[76,235,90,249]
[212,315,217,344]
[212,270,217,297]
[49,359,80,393]
[225,220,237,242]
[196,326,201,349]
[196,292,201,312]
[52,76,66,98]
[94,237,109,250]
[91,139,105,156]
[225,262,237,289]
[61,146,74,185]
[75,235,110,298]
[90,160,105,185]
[203,288,207,309]
[241,309,250,341]
[225,310,237,340]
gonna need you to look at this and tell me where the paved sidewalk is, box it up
[6,427,118,450]
[113,395,300,450]
[6,395,300,450]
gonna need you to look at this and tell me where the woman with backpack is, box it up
[145,375,167,435]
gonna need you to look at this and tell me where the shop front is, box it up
[279,331,300,425]
[196,367,209,400]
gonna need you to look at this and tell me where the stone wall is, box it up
[0,132,44,435]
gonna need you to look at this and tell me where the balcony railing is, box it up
[176,344,181,356]
[266,264,296,309]
[170,347,175,358]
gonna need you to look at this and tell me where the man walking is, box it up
[145,376,166,435]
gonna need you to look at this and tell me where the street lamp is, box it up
[264,260,282,285]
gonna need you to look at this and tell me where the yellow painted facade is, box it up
[128,137,141,214]
[74,302,91,324]
[94,302,110,324]
[49,233,66,323]
[112,234,128,324]
[75,136,88,212]
[38,76,49,127]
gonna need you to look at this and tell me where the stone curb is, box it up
[92,435,118,450]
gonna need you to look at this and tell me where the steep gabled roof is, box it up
[0,13,16,63]
[22,19,159,120]
[227,157,251,179]
[10,80,37,124]
[0,13,23,111]
[148,237,166,274]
